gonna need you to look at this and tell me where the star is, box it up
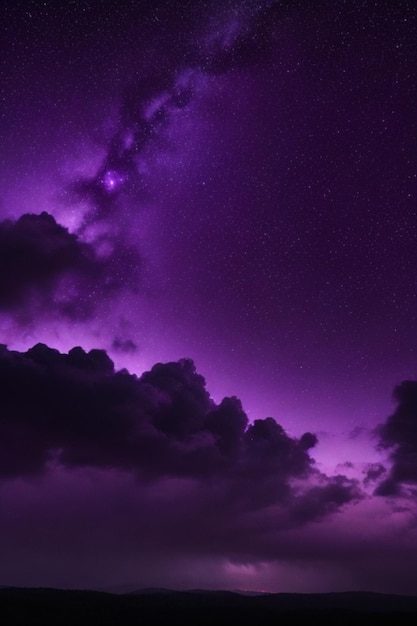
[102,170,125,193]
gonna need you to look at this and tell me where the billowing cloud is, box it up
[375,381,417,496]
[0,342,359,524]
[0,212,141,320]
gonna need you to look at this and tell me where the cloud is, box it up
[112,337,138,353]
[0,341,364,590]
[363,462,386,486]
[375,380,417,495]
[0,212,141,320]
[0,343,359,524]
[291,475,361,523]
[0,212,93,310]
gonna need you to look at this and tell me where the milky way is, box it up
[1,0,417,593]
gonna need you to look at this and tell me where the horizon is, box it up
[2,584,417,597]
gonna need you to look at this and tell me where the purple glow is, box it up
[1,0,417,595]
[102,170,125,192]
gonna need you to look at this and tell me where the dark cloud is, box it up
[112,337,138,353]
[374,477,401,497]
[0,343,359,523]
[363,462,386,486]
[0,212,93,310]
[0,212,141,320]
[375,381,417,495]
[291,475,361,523]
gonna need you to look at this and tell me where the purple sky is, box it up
[1,0,417,593]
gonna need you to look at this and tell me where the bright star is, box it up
[102,170,124,192]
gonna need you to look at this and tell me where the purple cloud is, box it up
[375,381,417,496]
[0,342,359,524]
[0,212,141,320]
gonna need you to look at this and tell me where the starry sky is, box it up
[1,0,417,594]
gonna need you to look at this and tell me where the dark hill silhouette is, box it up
[2,587,417,625]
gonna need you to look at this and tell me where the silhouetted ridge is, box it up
[2,587,417,625]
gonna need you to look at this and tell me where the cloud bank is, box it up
[0,342,358,524]
[1,343,417,593]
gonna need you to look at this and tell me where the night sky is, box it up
[1,0,417,594]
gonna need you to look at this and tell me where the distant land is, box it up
[2,588,417,625]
